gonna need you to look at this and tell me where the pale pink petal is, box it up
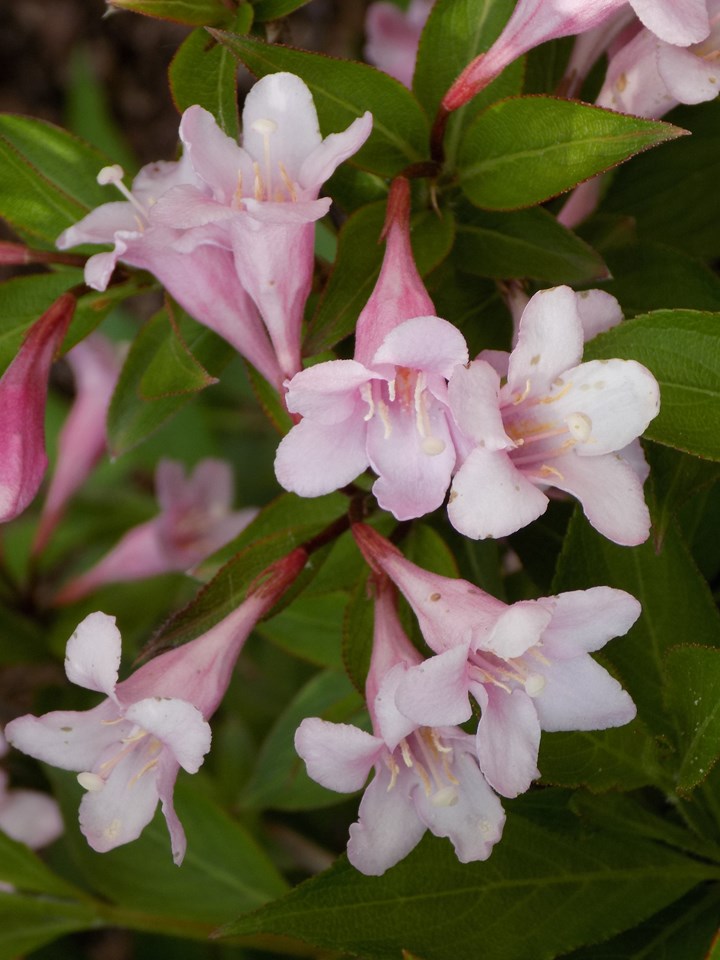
[284,360,373,424]
[84,250,126,292]
[155,459,189,513]
[556,178,603,230]
[373,316,469,379]
[57,202,139,249]
[364,2,428,87]
[347,764,425,875]
[64,612,122,696]
[4,702,122,773]
[507,286,584,395]
[372,662,419,751]
[242,197,331,224]
[185,458,234,513]
[294,718,382,793]
[448,360,512,451]
[395,646,473,727]
[298,113,374,192]
[540,588,641,659]
[533,656,636,731]
[123,698,211,774]
[368,397,456,520]
[156,754,186,865]
[412,744,505,863]
[618,438,650,483]
[550,451,651,545]
[0,789,64,849]
[657,42,720,104]
[550,359,660,456]
[275,416,369,496]
[179,106,247,205]
[475,684,541,798]
[483,600,554,659]
[242,73,322,184]
[630,0,710,45]
[149,184,235,229]
[575,290,624,340]
[448,448,549,540]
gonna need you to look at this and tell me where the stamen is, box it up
[253,161,264,201]
[528,647,551,667]
[387,379,396,402]
[414,373,446,456]
[539,381,573,404]
[250,117,278,199]
[399,739,414,768]
[129,758,159,786]
[512,380,532,405]
[377,399,392,439]
[385,753,400,791]
[97,165,147,220]
[233,170,244,207]
[431,785,459,807]
[360,382,375,422]
[278,162,297,202]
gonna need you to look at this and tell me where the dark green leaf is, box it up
[257,591,347,668]
[458,98,684,210]
[0,894,98,960]
[554,513,720,741]
[221,817,718,960]
[455,204,608,284]
[0,115,113,245]
[0,832,82,898]
[665,645,720,792]
[108,0,238,26]
[241,669,364,810]
[210,32,430,176]
[647,443,720,550]
[583,310,720,460]
[342,572,375,695]
[253,0,313,19]
[305,201,455,354]
[169,7,254,139]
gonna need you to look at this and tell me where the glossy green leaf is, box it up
[169,6,254,139]
[0,115,112,245]
[554,513,720,741]
[458,98,684,210]
[342,572,375,695]
[51,772,287,934]
[455,204,608,284]
[647,443,720,550]
[305,201,455,354]
[253,0,313,19]
[538,720,662,793]
[108,0,237,25]
[0,894,99,960]
[665,645,720,792]
[583,310,720,460]
[210,31,430,176]
[221,817,718,959]
[241,669,364,810]
[257,591,347,668]
[107,304,235,456]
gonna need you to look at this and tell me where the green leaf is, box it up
[665,645,720,792]
[538,720,662,793]
[210,32,430,176]
[0,115,112,245]
[108,0,238,26]
[604,100,720,260]
[51,772,287,935]
[455,204,608,284]
[0,894,99,960]
[0,832,83,898]
[343,572,375,695]
[647,443,720,550]
[583,310,720,460]
[305,201,455,354]
[221,817,718,960]
[252,0,313,19]
[458,98,685,210]
[241,669,364,810]
[554,513,720,741]
[257,591,347,668]
[107,304,235,456]
[169,6,254,139]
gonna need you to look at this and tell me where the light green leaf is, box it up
[210,31,430,176]
[583,310,720,460]
[458,98,684,210]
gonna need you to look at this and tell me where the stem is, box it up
[430,106,450,165]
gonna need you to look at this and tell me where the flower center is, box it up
[468,645,550,698]
[77,720,162,795]
[236,117,298,204]
[386,727,459,806]
[360,368,447,456]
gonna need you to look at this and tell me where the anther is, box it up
[97,165,147,220]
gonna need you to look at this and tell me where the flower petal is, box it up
[123,698,211,774]
[483,600,554,659]
[575,289,623,341]
[447,360,512,450]
[656,42,720,105]
[64,612,122,696]
[298,112,373,192]
[540,587,641,659]
[179,105,248,205]
[395,646,473,727]
[0,789,64,849]
[630,0,710,45]
[448,447,549,539]
[284,360,373,423]
[475,684,540,798]
[156,753,186,865]
[4,702,122,773]
[533,655,636,732]
[274,417,370,497]
[373,316,468,379]
[507,286,584,395]
[295,717,382,793]
[372,662,419,751]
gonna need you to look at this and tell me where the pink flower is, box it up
[0,293,75,524]
[352,524,639,799]
[364,0,433,87]
[295,579,505,875]
[150,74,372,380]
[55,458,256,604]
[0,729,63,850]
[6,549,306,862]
[442,0,711,111]
[33,333,125,554]
[447,286,659,546]
[275,179,468,520]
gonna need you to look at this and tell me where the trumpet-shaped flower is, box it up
[446,286,659,545]
[0,729,63,850]
[352,524,639,798]
[6,550,306,862]
[275,179,468,520]
[364,0,433,87]
[55,459,255,604]
[0,293,75,524]
[442,0,711,111]
[34,333,125,554]
[295,579,505,875]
